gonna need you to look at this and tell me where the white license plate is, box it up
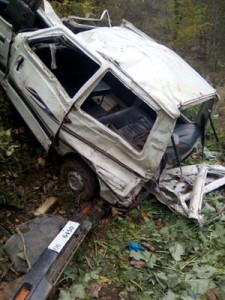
[48,221,80,253]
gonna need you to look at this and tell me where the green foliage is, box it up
[58,195,225,299]
[59,284,86,299]
[50,0,94,17]
[0,128,19,160]
[204,0,225,71]
[164,0,210,50]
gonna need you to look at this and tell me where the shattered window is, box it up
[30,36,100,97]
[181,103,203,122]
[81,72,157,150]
[180,98,215,124]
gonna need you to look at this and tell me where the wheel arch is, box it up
[61,151,100,192]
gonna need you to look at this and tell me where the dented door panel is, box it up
[57,128,143,206]
[66,106,173,178]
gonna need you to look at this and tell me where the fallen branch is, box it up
[34,196,58,216]
[16,228,31,270]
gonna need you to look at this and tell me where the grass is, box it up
[57,200,225,299]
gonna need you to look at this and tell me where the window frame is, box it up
[77,70,158,153]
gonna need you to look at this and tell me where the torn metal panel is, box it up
[153,164,225,225]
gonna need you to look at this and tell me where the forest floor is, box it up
[0,85,225,300]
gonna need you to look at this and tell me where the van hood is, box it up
[76,25,216,117]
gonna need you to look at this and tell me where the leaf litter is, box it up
[58,196,225,299]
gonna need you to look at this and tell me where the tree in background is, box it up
[50,0,94,17]
[164,0,209,51]
[94,0,151,28]
[93,0,210,52]
[204,0,225,73]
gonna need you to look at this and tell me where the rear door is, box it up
[0,16,13,82]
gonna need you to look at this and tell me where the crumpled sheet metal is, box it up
[151,164,225,226]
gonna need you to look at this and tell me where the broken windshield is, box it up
[181,103,203,122]
[181,98,215,124]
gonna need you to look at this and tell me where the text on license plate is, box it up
[48,221,80,253]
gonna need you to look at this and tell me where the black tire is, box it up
[60,158,99,202]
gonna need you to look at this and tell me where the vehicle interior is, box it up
[81,72,203,159]
[81,72,157,151]
[30,37,100,98]
[0,0,49,32]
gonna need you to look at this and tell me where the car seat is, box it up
[3,0,41,32]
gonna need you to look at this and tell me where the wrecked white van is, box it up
[0,0,224,224]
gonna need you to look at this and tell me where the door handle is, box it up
[0,33,6,43]
[16,56,24,71]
